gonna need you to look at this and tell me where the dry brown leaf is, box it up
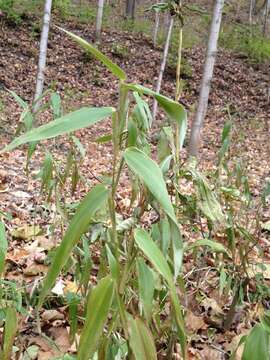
[186,310,207,332]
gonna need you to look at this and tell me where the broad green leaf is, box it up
[124,147,176,223]
[160,154,173,174]
[124,84,187,132]
[187,239,229,255]
[261,311,270,334]
[137,258,155,322]
[160,217,170,256]
[242,324,270,360]
[125,148,184,274]
[51,92,62,119]
[170,219,183,280]
[134,229,186,358]
[1,308,18,360]
[106,244,120,281]
[60,28,126,81]
[38,185,109,307]
[127,119,138,147]
[78,276,114,360]
[1,107,115,153]
[128,316,157,360]
[134,229,173,287]
[0,221,7,276]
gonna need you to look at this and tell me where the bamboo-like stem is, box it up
[110,84,128,262]
[175,26,183,102]
[174,24,183,217]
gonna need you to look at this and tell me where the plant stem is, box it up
[175,25,183,103]
[110,82,129,273]
[174,24,183,217]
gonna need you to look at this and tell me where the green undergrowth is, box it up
[220,24,270,64]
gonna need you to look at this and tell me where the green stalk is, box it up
[174,24,183,217]
[175,25,183,103]
[110,83,128,258]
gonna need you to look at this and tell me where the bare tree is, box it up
[188,0,224,158]
[153,16,174,120]
[125,0,136,19]
[153,10,160,47]
[249,0,255,25]
[96,0,105,41]
[33,0,52,112]
[263,0,269,35]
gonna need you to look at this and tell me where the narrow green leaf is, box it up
[106,244,120,281]
[133,92,152,130]
[8,89,28,109]
[94,134,113,144]
[59,28,127,81]
[160,154,173,174]
[137,258,155,322]
[128,316,157,360]
[71,136,86,158]
[134,229,173,286]
[170,220,183,280]
[242,324,270,360]
[1,308,18,360]
[78,276,114,360]
[187,239,229,255]
[51,92,62,119]
[134,229,186,358]
[124,147,184,273]
[0,221,7,277]
[124,147,176,223]
[1,107,115,153]
[160,217,170,256]
[38,185,109,307]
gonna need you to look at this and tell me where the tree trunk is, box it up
[188,0,224,158]
[125,0,135,19]
[153,16,174,121]
[153,11,160,47]
[263,0,269,35]
[249,0,254,25]
[33,0,52,113]
[96,0,104,41]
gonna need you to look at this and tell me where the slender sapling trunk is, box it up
[33,0,52,113]
[188,0,224,158]
[153,16,174,121]
[153,11,160,47]
[96,0,105,41]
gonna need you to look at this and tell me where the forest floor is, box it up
[0,16,270,359]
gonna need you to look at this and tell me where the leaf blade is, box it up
[38,184,109,307]
[77,276,114,360]
[1,107,114,153]
[60,28,127,81]
[128,317,157,360]
[0,221,7,277]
